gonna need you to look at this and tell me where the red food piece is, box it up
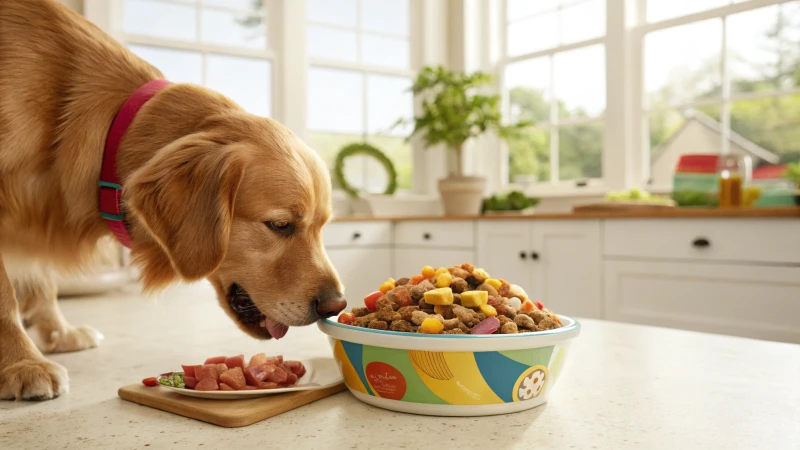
[363,291,382,311]
[410,275,424,285]
[225,355,246,371]
[265,356,284,365]
[219,383,235,391]
[249,353,267,368]
[195,365,218,381]
[534,301,545,310]
[195,378,220,391]
[283,361,306,378]
[181,365,196,378]
[393,289,412,307]
[241,385,258,390]
[471,316,501,335]
[266,366,288,383]
[220,367,247,390]
[214,363,229,375]
[204,356,227,365]
[258,381,280,389]
[184,376,198,389]
[244,363,277,386]
[284,373,298,385]
[142,377,158,387]
[338,312,356,325]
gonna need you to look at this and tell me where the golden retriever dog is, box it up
[0,0,345,400]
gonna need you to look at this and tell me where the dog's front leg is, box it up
[0,256,69,400]
[15,271,103,354]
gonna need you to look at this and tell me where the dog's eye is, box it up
[265,221,293,235]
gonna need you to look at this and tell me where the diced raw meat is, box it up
[284,373,298,385]
[219,383,235,391]
[265,355,283,365]
[241,385,258,390]
[244,363,277,386]
[266,366,288,383]
[184,376,198,389]
[204,356,227,365]
[195,378,219,391]
[225,355,246,371]
[195,365,218,381]
[283,361,306,378]
[214,363,229,375]
[248,353,267,368]
[220,367,246,390]
[258,381,280,389]
[181,365,196,378]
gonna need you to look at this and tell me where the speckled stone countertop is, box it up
[1,281,798,449]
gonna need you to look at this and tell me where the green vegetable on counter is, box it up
[483,191,540,211]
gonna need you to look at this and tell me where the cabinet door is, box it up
[393,248,475,277]
[476,221,532,288]
[530,220,602,318]
[605,260,800,343]
[326,248,391,309]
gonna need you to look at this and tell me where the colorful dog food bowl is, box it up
[317,315,580,416]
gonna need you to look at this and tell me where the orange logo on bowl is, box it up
[365,362,406,400]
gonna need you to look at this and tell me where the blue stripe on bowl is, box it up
[474,352,530,402]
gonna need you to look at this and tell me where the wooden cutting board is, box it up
[118,382,346,428]
[573,201,676,213]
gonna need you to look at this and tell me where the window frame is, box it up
[633,0,800,189]
[497,0,609,190]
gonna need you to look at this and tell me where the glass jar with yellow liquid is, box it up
[717,154,751,208]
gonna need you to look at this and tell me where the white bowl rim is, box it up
[318,315,581,352]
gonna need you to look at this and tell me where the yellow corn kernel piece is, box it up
[435,267,449,276]
[485,279,502,290]
[479,304,497,317]
[436,272,453,288]
[423,287,454,305]
[434,305,449,315]
[379,278,396,294]
[461,290,488,307]
[473,268,490,280]
[420,318,444,334]
[421,265,435,278]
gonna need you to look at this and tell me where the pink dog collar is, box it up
[99,79,171,248]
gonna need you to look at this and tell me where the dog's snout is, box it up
[315,289,347,318]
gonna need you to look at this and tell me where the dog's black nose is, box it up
[315,289,347,318]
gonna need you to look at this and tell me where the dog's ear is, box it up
[126,135,246,281]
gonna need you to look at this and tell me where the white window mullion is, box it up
[720,16,730,156]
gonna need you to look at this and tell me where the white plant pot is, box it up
[438,176,487,216]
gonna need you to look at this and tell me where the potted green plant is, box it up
[398,66,530,215]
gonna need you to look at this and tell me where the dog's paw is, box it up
[46,325,104,353]
[0,359,69,401]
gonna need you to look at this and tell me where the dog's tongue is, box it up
[266,318,288,340]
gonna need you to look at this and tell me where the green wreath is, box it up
[334,142,398,198]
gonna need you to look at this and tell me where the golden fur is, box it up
[0,0,343,400]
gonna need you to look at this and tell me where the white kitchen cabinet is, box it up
[326,247,391,309]
[605,260,800,343]
[476,220,603,318]
[476,221,532,288]
[393,248,475,277]
[530,221,602,318]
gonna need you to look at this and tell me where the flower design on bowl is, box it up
[517,368,546,401]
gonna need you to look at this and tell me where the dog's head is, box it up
[125,111,345,340]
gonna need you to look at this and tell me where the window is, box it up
[502,0,607,186]
[122,0,273,117]
[305,0,415,192]
[642,0,800,187]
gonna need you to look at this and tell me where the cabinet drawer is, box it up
[323,221,391,247]
[604,260,800,343]
[395,221,474,248]
[604,218,800,264]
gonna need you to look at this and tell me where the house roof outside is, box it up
[651,110,781,165]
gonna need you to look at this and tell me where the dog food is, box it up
[154,353,306,391]
[336,263,563,335]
